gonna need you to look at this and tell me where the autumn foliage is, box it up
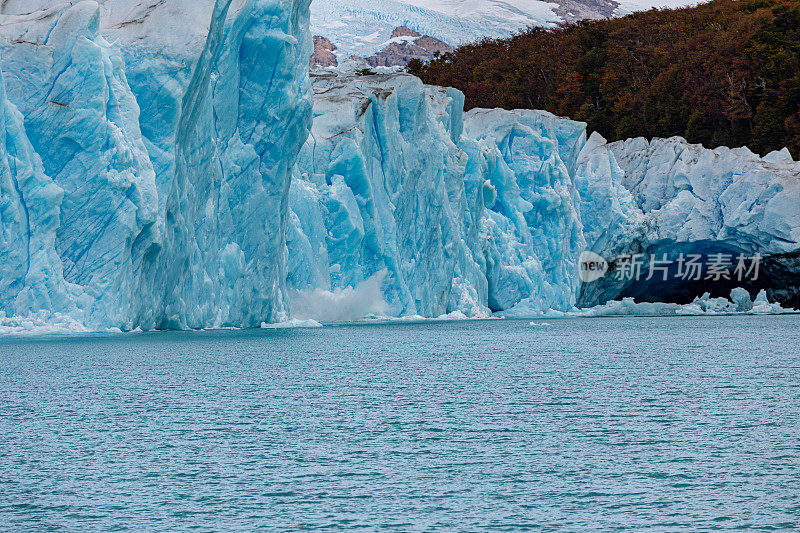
[410,0,800,158]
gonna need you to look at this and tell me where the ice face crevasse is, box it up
[152,0,313,329]
[0,0,314,330]
[0,53,68,318]
[0,2,159,327]
[289,72,490,318]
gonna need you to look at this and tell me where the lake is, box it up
[1,316,799,530]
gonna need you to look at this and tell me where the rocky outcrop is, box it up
[365,26,453,68]
[311,35,338,68]
[555,0,619,23]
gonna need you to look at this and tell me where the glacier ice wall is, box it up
[1,5,798,331]
[0,0,313,330]
[609,138,800,256]
[289,72,616,317]
[1,2,159,327]
[290,70,800,319]
[0,58,68,318]
[579,137,800,307]
[141,0,314,329]
[462,108,588,313]
[290,72,489,317]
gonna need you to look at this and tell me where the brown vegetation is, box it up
[410,0,800,157]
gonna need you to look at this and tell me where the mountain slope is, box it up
[310,0,698,60]
[413,0,800,158]
[310,0,557,59]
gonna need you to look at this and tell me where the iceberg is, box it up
[572,289,794,317]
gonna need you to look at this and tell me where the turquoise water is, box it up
[1,316,799,531]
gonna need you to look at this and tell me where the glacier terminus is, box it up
[0,0,798,332]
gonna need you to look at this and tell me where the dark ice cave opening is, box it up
[578,242,800,309]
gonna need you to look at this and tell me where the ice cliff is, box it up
[289,72,491,318]
[579,137,800,308]
[288,70,800,318]
[0,0,312,330]
[0,3,797,331]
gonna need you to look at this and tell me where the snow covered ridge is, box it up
[0,0,313,330]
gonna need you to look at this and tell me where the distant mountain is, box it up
[310,0,701,64]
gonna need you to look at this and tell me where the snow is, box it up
[310,0,561,58]
[310,0,703,59]
[615,0,701,16]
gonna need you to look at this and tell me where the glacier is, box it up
[309,0,701,60]
[0,3,798,333]
[0,0,313,330]
[287,69,799,320]
[310,0,561,59]
[579,136,800,308]
[289,71,491,318]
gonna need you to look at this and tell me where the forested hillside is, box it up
[410,0,800,158]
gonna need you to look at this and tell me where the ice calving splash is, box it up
[288,272,390,323]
